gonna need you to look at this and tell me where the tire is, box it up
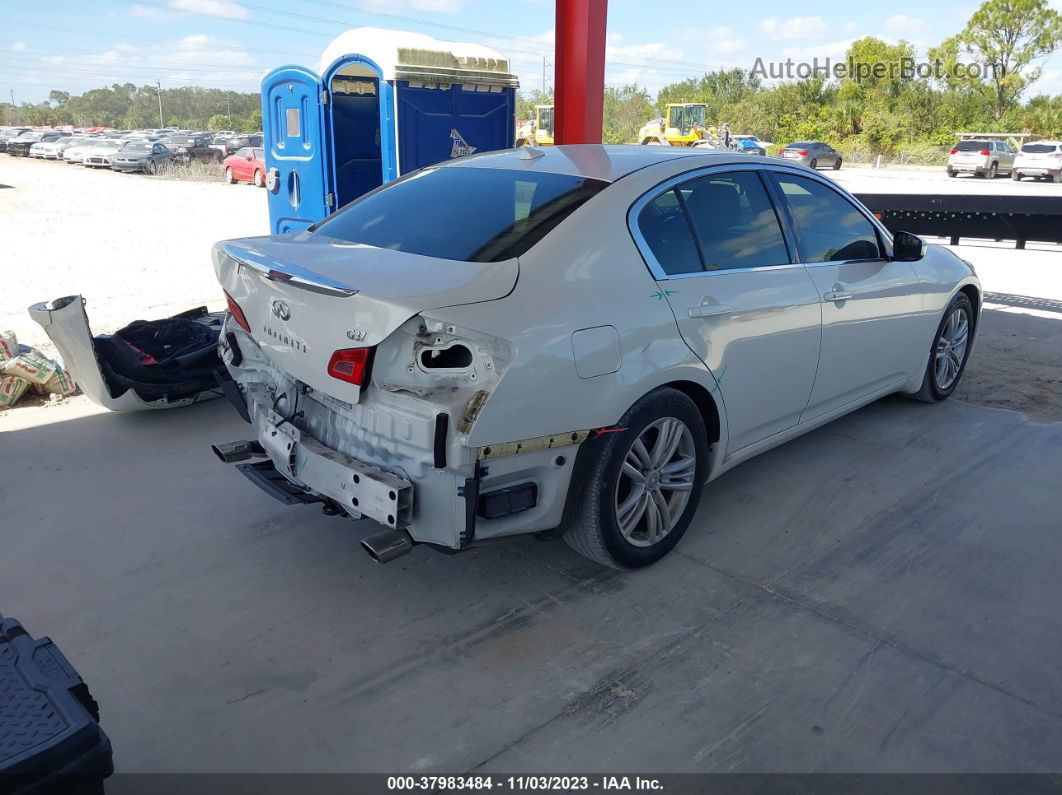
[562,387,709,569]
[987,162,998,179]
[1053,172,1062,184]
[253,169,264,188]
[809,158,818,169]
[1012,171,1021,181]
[224,167,235,184]
[909,292,974,404]
[947,168,956,178]
[146,161,157,176]
[833,157,842,170]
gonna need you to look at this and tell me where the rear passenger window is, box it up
[679,172,790,271]
[638,190,702,275]
[772,174,882,262]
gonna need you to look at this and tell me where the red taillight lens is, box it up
[950,148,958,154]
[224,291,251,333]
[327,348,370,386]
[799,150,809,156]
[979,149,990,156]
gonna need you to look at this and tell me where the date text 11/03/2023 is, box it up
[386,776,664,790]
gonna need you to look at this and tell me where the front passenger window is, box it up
[772,174,882,262]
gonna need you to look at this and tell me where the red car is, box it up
[222,146,266,187]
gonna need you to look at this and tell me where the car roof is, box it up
[434,144,774,182]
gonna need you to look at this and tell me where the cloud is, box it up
[12,42,26,52]
[681,26,747,56]
[409,0,469,11]
[128,4,172,19]
[760,16,828,41]
[170,0,249,20]
[886,14,925,34]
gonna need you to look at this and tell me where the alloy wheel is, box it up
[935,307,969,390]
[614,417,697,548]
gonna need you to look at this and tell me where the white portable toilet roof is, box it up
[319,27,519,88]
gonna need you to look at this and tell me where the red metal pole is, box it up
[554,0,608,144]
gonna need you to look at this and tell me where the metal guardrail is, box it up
[853,193,1062,249]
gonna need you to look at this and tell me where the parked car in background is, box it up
[8,130,63,158]
[63,139,99,164]
[30,135,71,159]
[779,141,842,169]
[222,147,266,186]
[211,133,264,158]
[110,140,174,174]
[54,136,89,159]
[162,134,221,164]
[946,139,1015,178]
[0,127,30,153]
[734,137,766,156]
[211,145,980,570]
[1011,141,1062,182]
[83,139,124,168]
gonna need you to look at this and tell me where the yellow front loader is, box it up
[638,103,722,147]
[516,104,555,147]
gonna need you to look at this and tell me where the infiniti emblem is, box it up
[271,299,291,321]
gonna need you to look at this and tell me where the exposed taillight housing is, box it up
[224,291,251,333]
[950,148,958,154]
[327,348,371,386]
[979,149,990,156]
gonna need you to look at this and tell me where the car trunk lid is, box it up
[214,235,517,401]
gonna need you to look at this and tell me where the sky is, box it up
[4,0,1062,105]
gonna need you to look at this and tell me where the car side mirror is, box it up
[893,231,926,262]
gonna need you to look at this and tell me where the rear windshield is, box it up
[1021,143,1059,153]
[954,141,990,151]
[310,167,609,262]
[786,142,812,149]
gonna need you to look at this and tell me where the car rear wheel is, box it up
[1053,172,1062,184]
[1012,171,1021,181]
[253,169,264,188]
[809,158,818,169]
[987,162,998,179]
[225,167,235,184]
[562,387,708,569]
[833,157,842,170]
[947,168,956,177]
[909,293,974,403]
[146,161,157,176]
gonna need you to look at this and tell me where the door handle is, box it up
[688,304,732,318]
[822,291,853,302]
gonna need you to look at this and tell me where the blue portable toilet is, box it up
[261,27,519,234]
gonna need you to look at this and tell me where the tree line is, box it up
[1,84,262,132]
[5,0,1060,155]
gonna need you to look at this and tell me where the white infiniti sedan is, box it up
[212,145,980,569]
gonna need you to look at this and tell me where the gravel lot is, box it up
[1,155,266,357]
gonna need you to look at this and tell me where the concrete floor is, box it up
[4,383,1062,772]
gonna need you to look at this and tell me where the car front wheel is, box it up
[909,293,974,403]
[563,387,708,569]
[809,158,818,169]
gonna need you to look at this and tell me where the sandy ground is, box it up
[1,155,267,357]
[1,154,1061,422]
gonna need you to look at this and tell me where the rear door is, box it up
[395,82,514,175]
[262,66,332,234]
[633,167,823,453]
[767,170,924,421]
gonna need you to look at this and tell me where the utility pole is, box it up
[156,80,164,128]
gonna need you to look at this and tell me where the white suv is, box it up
[1012,141,1062,183]
[946,139,1016,178]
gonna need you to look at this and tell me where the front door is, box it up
[768,171,924,421]
[634,168,823,453]
[262,66,331,234]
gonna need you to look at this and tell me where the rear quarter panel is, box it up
[447,160,728,451]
